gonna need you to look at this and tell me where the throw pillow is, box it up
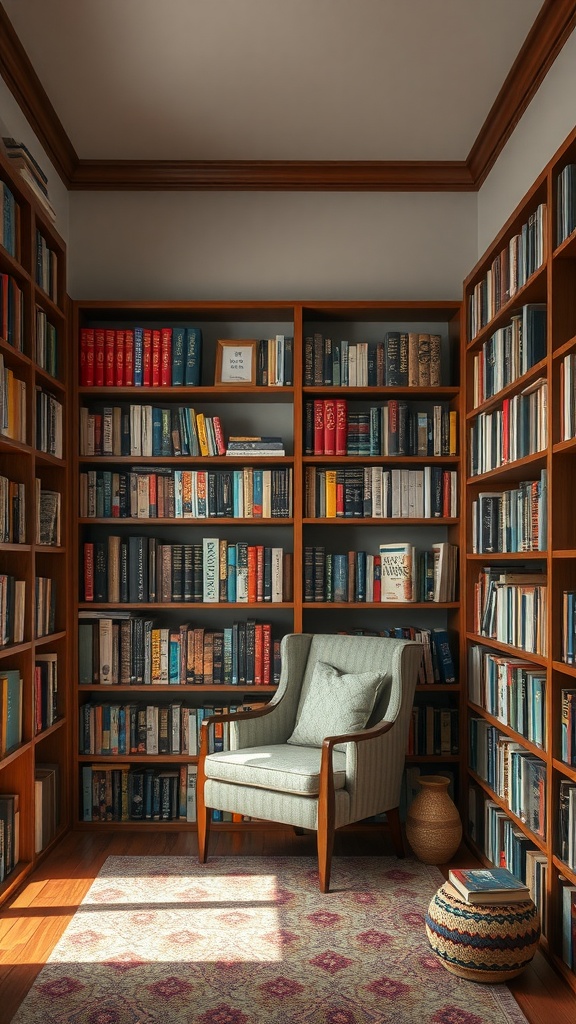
[287,660,385,747]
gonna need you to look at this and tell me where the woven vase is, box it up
[405,774,462,864]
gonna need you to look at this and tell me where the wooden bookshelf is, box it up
[462,122,576,993]
[0,145,69,906]
[70,299,463,828]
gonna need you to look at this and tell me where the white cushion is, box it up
[287,660,385,748]
[204,743,347,795]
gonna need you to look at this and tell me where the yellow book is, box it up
[151,628,162,684]
[449,410,458,455]
[196,413,209,457]
[325,469,337,518]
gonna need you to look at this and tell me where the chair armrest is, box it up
[198,704,276,759]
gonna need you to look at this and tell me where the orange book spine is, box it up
[247,546,257,603]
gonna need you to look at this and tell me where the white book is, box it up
[271,547,283,602]
[137,475,149,518]
[146,705,159,755]
[379,542,415,603]
[187,764,198,822]
[98,618,114,684]
[130,404,142,456]
[102,407,113,455]
[159,628,170,683]
[202,538,219,602]
[141,405,153,457]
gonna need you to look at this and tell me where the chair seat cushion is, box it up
[204,743,347,796]
[287,660,386,748]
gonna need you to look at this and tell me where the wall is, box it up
[478,29,576,256]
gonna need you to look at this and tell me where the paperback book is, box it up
[448,867,530,904]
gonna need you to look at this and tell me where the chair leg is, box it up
[197,787,211,864]
[387,806,405,858]
[317,821,335,893]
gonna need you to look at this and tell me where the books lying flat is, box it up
[448,867,530,904]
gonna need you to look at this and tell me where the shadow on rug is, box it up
[11,855,530,1024]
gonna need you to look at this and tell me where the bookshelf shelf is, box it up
[552,759,576,783]
[467,701,546,757]
[465,357,548,420]
[466,451,547,485]
[464,633,549,667]
[468,769,548,854]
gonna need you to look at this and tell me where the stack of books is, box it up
[3,137,56,223]
[448,867,530,905]
[225,436,285,457]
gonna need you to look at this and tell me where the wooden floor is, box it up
[0,827,575,1024]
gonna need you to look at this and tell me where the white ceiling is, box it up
[3,0,545,163]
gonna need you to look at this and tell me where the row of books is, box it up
[304,465,457,520]
[0,179,17,259]
[304,541,457,604]
[79,404,225,458]
[79,325,202,388]
[470,472,547,554]
[0,272,24,351]
[0,669,23,757]
[83,537,292,605]
[0,793,19,882]
[36,389,63,459]
[407,703,459,756]
[0,474,25,543]
[556,162,576,247]
[79,466,293,520]
[473,566,547,656]
[469,378,548,476]
[559,779,576,870]
[305,399,457,457]
[468,202,546,339]
[35,654,58,735]
[470,304,546,408]
[78,614,281,687]
[304,331,446,387]
[80,762,198,822]
[467,645,546,749]
[469,717,546,839]
[0,576,24,647]
[36,575,57,638]
[36,482,61,546]
[253,336,293,386]
[79,700,233,757]
[468,789,545,912]
[0,355,26,443]
[561,688,576,766]
[338,625,456,686]
[560,348,576,442]
[36,230,58,303]
[35,309,58,379]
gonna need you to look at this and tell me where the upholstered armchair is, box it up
[197,633,422,892]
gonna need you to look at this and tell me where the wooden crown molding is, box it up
[0,0,575,192]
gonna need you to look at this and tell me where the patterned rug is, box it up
[11,855,530,1024]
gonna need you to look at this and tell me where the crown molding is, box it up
[0,0,574,192]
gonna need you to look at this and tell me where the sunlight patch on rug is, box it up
[11,855,531,1024]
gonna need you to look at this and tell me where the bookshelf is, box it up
[70,300,463,828]
[462,122,576,993]
[0,145,69,905]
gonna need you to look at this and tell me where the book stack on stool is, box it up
[425,867,541,983]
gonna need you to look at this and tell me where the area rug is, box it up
[11,855,530,1024]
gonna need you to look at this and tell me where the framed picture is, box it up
[214,339,258,385]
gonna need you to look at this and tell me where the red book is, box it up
[324,398,336,455]
[212,415,226,455]
[335,400,347,455]
[254,623,263,684]
[313,399,324,455]
[81,328,95,386]
[94,328,105,386]
[104,329,115,386]
[160,328,172,386]
[124,329,134,386]
[262,623,272,685]
[256,545,265,602]
[247,546,257,603]
[84,542,94,601]
[93,413,102,454]
[151,329,161,386]
[115,330,125,387]
[149,473,157,517]
[373,554,381,602]
[142,328,152,386]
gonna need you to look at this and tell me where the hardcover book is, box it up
[448,867,530,904]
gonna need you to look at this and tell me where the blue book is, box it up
[133,327,144,386]
[432,629,456,684]
[333,554,348,602]
[355,550,366,601]
[227,546,237,602]
[448,867,529,904]
[169,636,180,684]
[171,326,186,385]
[118,706,126,754]
[185,328,202,386]
[151,408,162,455]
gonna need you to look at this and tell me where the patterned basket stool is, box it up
[425,882,541,983]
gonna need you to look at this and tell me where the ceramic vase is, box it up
[405,774,462,864]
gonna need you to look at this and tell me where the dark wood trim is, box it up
[0,1,575,192]
[0,5,77,183]
[467,0,576,187]
[69,158,474,192]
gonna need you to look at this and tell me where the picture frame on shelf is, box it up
[214,339,258,386]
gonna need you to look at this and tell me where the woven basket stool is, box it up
[425,882,541,983]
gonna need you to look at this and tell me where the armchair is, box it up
[197,633,422,892]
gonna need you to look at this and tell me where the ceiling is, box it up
[1,0,576,190]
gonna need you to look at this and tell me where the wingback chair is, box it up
[197,633,422,892]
